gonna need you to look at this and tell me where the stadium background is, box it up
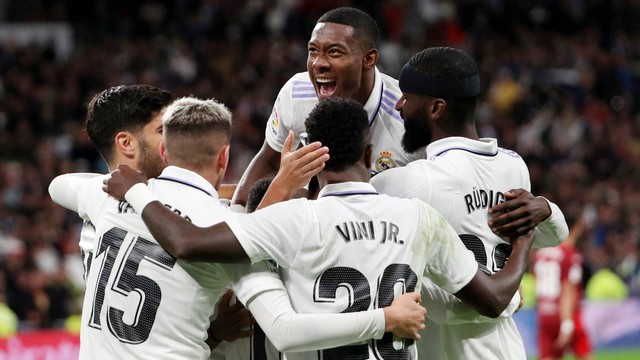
[0,0,639,358]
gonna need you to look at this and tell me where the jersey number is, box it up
[534,260,561,298]
[88,227,176,343]
[315,264,418,360]
[459,234,512,275]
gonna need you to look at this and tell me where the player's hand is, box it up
[102,164,148,200]
[383,292,426,340]
[208,289,255,346]
[488,189,551,238]
[554,330,573,349]
[271,130,329,195]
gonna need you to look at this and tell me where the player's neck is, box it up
[352,70,375,106]
[317,165,370,188]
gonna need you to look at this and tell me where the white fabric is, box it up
[371,136,569,360]
[49,172,101,282]
[225,181,478,360]
[124,183,160,213]
[264,68,424,176]
[49,168,389,360]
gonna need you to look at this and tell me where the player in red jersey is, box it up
[534,216,593,360]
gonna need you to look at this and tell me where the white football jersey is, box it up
[371,137,568,360]
[50,167,282,360]
[265,68,424,176]
[226,182,478,360]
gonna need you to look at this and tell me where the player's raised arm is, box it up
[231,140,282,207]
[104,164,248,262]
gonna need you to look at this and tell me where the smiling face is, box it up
[307,22,367,102]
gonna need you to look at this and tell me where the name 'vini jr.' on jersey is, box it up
[464,187,505,214]
[335,220,404,245]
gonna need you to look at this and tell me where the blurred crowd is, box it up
[1,0,639,332]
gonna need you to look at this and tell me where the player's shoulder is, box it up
[281,72,314,97]
[497,146,524,161]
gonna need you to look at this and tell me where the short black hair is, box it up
[317,7,379,50]
[408,47,478,81]
[305,97,369,172]
[246,176,274,213]
[85,85,173,162]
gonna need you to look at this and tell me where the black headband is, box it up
[398,63,480,98]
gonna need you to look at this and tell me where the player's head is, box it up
[245,176,274,213]
[161,96,232,189]
[396,47,480,152]
[85,84,173,177]
[305,97,371,173]
[307,7,380,104]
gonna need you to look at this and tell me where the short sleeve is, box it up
[420,201,478,294]
[264,83,293,152]
[224,199,311,267]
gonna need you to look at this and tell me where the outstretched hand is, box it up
[273,130,329,192]
[257,130,329,209]
[102,164,148,200]
[383,292,426,340]
[208,289,254,346]
[488,189,551,239]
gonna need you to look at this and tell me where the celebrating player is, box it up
[230,7,423,206]
[104,96,536,360]
[534,216,593,360]
[50,96,425,359]
[370,47,570,359]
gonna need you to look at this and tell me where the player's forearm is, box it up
[558,281,577,328]
[125,184,249,262]
[246,289,385,352]
[533,199,569,247]
[142,202,248,262]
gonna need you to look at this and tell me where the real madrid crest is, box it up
[375,150,397,172]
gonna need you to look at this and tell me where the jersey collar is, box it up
[362,67,383,126]
[156,165,219,198]
[426,137,499,160]
[318,181,378,198]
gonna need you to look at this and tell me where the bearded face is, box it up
[400,103,433,153]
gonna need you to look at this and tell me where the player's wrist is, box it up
[560,319,574,335]
[125,183,159,212]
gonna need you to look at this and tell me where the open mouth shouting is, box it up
[316,78,338,100]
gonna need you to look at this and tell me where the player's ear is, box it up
[364,143,373,170]
[115,131,136,160]
[160,141,168,163]
[362,48,378,70]
[217,144,230,171]
[430,98,446,119]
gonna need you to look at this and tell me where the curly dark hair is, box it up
[305,97,369,172]
[85,84,173,163]
[317,7,380,50]
[246,175,274,213]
